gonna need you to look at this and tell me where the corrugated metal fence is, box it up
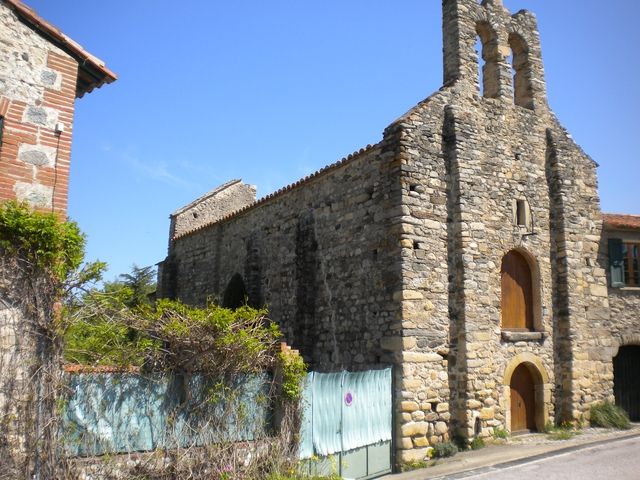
[299,368,393,479]
[61,367,393,479]
[61,373,271,456]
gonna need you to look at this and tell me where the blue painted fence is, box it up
[299,368,393,480]
[61,373,272,457]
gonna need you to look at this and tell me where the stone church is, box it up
[158,0,640,462]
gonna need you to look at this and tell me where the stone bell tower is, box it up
[443,0,547,110]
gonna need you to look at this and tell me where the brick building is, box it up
[0,0,115,474]
[0,0,116,214]
[158,0,639,464]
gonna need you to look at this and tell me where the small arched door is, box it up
[614,346,640,421]
[501,250,534,330]
[510,364,536,433]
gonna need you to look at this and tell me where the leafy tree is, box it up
[117,264,156,307]
[63,264,157,365]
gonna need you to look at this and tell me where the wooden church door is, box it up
[510,364,536,433]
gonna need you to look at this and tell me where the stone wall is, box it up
[160,141,405,371]
[170,180,257,239]
[161,0,621,465]
[0,0,78,213]
[386,0,613,461]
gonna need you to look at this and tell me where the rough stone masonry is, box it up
[159,0,639,464]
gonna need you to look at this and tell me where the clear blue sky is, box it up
[25,0,640,280]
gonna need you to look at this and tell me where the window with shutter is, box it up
[623,242,640,287]
[609,238,640,287]
[609,238,625,287]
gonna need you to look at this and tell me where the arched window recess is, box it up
[500,249,543,338]
[475,22,500,99]
[508,33,534,109]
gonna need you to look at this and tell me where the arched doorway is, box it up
[510,363,536,432]
[614,346,640,421]
[501,250,534,330]
[222,273,247,309]
[503,354,550,434]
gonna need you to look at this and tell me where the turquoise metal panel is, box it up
[299,367,393,479]
[299,372,315,459]
[341,368,392,452]
[63,373,168,455]
[311,371,343,456]
[367,441,392,477]
[62,373,271,457]
[342,447,368,479]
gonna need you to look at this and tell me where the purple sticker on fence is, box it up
[344,392,353,406]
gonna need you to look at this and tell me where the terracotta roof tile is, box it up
[3,0,117,97]
[603,213,640,230]
[64,364,140,374]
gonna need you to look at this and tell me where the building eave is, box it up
[3,0,117,97]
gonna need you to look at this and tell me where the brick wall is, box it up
[0,2,79,214]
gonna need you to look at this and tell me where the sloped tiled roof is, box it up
[174,143,379,240]
[3,0,117,97]
[603,213,640,230]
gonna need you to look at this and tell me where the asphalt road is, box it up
[464,436,640,480]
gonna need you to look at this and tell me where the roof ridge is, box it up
[603,212,640,217]
[171,179,243,216]
[173,143,379,240]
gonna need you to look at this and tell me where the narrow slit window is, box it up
[516,200,527,226]
[0,116,4,153]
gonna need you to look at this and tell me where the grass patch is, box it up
[400,459,436,472]
[493,427,509,440]
[470,437,486,450]
[545,421,579,441]
[590,401,630,430]
[548,429,576,441]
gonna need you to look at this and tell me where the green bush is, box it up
[432,441,458,458]
[0,200,86,281]
[470,437,485,450]
[590,401,630,430]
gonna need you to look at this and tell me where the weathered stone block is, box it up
[401,401,419,412]
[398,448,429,464]
[401,422,428,437]
[402,352,442,363]
[480,408,495,420]
[434,422,448,435]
